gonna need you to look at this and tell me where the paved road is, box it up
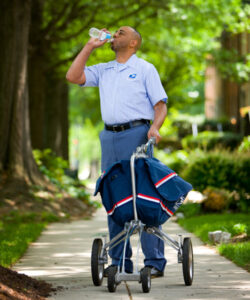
[14,207,250,300]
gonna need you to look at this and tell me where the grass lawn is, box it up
[0,212,59,267]
[177,212,250,271]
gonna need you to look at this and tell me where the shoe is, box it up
[141,266,164,278]
[103,265,133,277]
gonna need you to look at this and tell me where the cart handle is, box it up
[143,137,156,153]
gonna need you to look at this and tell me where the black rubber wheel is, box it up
[141,267,151,293]
[107,265,118,292]
[182,237,194,286]
[91,238,104,286]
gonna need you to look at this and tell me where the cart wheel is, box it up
[182,237,194,286]
[141,267,151,293]
[91,238,104,286]
[107,265,118,292]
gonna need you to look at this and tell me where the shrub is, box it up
[182,131,242,151]
[33,148,68,185]
[155,149,189,174]
[202,187,232,211]
[177,203,201,218]
[32,149,96,206]
[181,151,250,194]
[198,118,231,132]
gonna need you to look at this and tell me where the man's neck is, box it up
[115,51,135,64]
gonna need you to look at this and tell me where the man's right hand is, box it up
[87,28,111,49]
[66,28,111,85]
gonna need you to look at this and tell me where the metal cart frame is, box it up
[91,138,194,293]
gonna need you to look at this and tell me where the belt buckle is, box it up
[112,125,119,132]
[120,125,125,131]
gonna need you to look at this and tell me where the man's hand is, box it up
[147,125,161,144]
[87,28,111,49]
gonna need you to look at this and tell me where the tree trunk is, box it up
[0,0,42,184]
[45,75,69,160]
[28,0,69,160]
[28,0,47,151]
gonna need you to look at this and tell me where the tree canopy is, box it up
[67,0,249,125]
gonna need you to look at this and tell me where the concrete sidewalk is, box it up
[14,207,250,300]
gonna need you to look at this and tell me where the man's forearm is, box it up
[66,43,94,84]
[152,100,167,130]
[147,100,167,143]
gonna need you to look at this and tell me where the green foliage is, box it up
[212,48,250,83]
[232,223,247,235]
[238,135,250,153]
[155,149,189,174]
[69,119,102,165]
[176,203,201,218]
[64,0,250,128]
[218,242,250,271]
[33,148,96,207]
[33,148,68,186]
[181,131,242,151]
[181,151,250,194]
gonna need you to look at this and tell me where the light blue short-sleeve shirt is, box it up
[82,54,167,125]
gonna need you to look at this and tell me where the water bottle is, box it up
[89,28,112,41]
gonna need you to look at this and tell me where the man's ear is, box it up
[130,39,138,49]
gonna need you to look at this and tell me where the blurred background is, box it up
[0,0,249,194]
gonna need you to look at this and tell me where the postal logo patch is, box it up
[128,73,137,79]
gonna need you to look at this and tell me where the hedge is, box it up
[181,131,242,151]
[181,151,250,193]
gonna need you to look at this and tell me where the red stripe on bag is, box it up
[107,195,133,215]
[155,173,177,188]
[137,193,173,216]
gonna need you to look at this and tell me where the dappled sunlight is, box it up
[53,252,90,258]
[13,209,250,299]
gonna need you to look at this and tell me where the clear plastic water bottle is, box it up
[89,28,112,41]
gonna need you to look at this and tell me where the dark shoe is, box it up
[104,265,133,277]
[141,266,164,278]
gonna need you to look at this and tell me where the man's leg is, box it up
[99,129,133,272]
[141,229,166,272]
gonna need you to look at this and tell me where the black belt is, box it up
[105,119,150,132]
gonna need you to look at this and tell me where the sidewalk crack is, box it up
[125,281,133,300]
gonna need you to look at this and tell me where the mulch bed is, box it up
[0,266,57,300]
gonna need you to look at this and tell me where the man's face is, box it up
[111,26,134,52]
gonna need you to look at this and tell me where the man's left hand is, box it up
[147,125,161,144]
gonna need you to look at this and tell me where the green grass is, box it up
[0,212,59,267]
[178,213,250,243]
[177,212,250,271]
[218,242,250,270]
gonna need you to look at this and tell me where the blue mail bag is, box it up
[94,157,192,227]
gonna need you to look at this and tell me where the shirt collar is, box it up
[105,54,138,70]
[124,54,138,68]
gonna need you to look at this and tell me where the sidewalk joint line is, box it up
[125,281,133,300]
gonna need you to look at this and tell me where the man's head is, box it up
[111,26,142,53]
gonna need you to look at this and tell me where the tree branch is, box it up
[106,1,151,27]
[46,49,81,72]
[51,4,100,43]
[41,2,71,37]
